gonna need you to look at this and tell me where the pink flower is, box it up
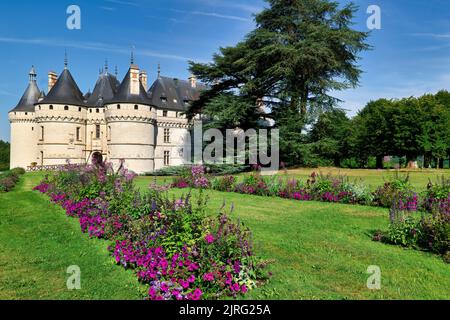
[205,234,215,244]
[241,285,248,293]
[188,275,196,283]
[203,273,214,282]
[160,282,169,292]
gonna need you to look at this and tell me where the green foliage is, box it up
[0,140,10,171]
[0,168,25,192]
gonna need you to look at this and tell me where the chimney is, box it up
[188,74,197,88]
[48,71,58,92]
[139,71,148,91]
[130,65,140,95]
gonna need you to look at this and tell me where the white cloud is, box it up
[172,9,252,22]
[0,36,203,62]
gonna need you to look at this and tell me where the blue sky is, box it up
[1,0,450,141]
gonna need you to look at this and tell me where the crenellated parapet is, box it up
[8,111,36,123]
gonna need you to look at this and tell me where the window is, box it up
[117,104,121,110]
[164,128,170,143]
[40,151,44,166]
[108,126,111,140]
[79,107,82,112]
[134,105,139,110]
[32,127,34,131]
[96,108,99,113]
[76,127,81,141]
[49,105,53,110]
[64,106,69,111]
[95,125,101,139]
[163,110,168,117]
[40,126,44,141]
[89,109,92,113]
[25,112,28,115]
[164,151,170,166]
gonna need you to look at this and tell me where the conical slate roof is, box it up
[148,76,208,111]
[86,72,120,107]
[109,68,152,105]
[40,68,85,106]
[10,67,41,112]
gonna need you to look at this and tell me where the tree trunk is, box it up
[423,153,432,169]
[406,155,418,169]
[334,157,341,168]
[376,155,384,169]
[438,158,444,169]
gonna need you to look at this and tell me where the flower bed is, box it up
[33,161,269,300]
[171,167,449,261]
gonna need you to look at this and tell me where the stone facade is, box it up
[8,61,204,173]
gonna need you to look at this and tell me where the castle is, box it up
[8,56,207,173]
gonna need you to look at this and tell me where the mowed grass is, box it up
[0,173,143,300]
[270,167,450,191]
[0,170,449,300]
[136,173,450,300]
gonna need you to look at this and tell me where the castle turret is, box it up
[105,56,156,173]
[35,57,87,166]
[8,66,40,169]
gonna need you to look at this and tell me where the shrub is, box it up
[11,167,25,175]
[0,168,25,192]
[211,175,236,192]
[372,173,417,210]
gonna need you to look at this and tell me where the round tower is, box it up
[105,58,156,174]
[8,66,40,169]
[35,60,87,166]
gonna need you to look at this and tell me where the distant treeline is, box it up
[0,140,10,171]
[303,90,450,169]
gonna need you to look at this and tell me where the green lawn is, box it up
[0,173,143,300]
[1,171,449,300]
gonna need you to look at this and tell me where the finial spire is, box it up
[29,65,37,82]
[130,45,135,65]
[64,50,68,69]
[157,63,161,78]
[115,65,118,77]
[104,59,109,73]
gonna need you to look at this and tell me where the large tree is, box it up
[348,99,394,168]
[186,0,370,165]
[309,109,351,166]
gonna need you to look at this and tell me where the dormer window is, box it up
[161,94,167,103]
[64,106,69,111]
[163,110,168,117]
